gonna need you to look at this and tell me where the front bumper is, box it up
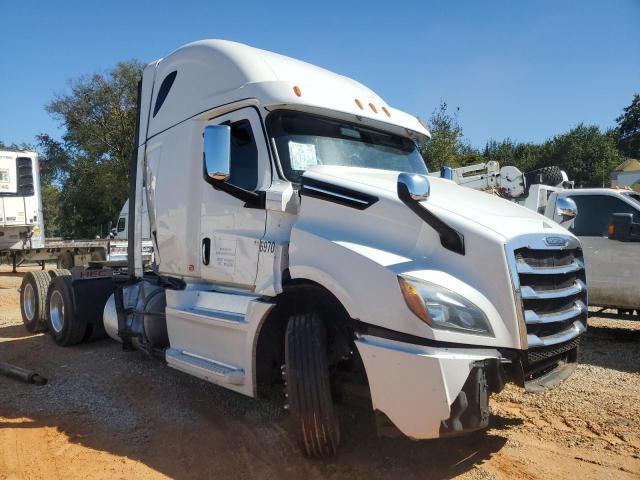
[354,335,504,440]
[355,332,582,440]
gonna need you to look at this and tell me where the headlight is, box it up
[398,275,494,336]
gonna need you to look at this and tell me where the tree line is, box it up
[422,97,639,188]
[1,60,639,238]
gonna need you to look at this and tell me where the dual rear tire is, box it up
[20,271,52,333]
[46,275,87,346]
[20,270,100,346]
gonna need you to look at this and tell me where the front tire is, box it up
[20,271,52,333]
[285,312,340,457]
[46,275,87,346]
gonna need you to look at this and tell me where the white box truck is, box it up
[21,40,587,457]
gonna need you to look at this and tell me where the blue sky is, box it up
[1,0,638,149]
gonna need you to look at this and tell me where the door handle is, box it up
[202,238,211,265]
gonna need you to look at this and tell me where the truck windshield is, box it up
[268,110,428,184]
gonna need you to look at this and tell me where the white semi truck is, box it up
[21,40,587,457]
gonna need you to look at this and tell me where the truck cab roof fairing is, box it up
[144,40,430,142]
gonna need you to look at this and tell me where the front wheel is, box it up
[285,312,340,457]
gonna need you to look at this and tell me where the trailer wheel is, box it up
[20,271,52,333]
[46,275,87,346]
[285,312,340,457]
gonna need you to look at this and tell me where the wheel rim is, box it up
[24,283,36,320]
[49,290,65,333]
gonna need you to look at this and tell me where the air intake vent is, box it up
[16,157,34,196]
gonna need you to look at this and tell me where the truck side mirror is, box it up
[554,197,577,228]
[608,213,640,242]
[398,172,430,201]
[440,166,453,180]
[203,125,231,183]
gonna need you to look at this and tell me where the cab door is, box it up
[199,107,270,289]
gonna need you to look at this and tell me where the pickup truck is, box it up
[555,188,640,314]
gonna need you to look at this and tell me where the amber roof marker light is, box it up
[369,103,378,113]
[381,106,391,117]
[355,99,364,110]
[293,85,302,97]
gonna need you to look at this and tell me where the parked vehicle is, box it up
[555,188,640,314]
[1,149,108,271]
[1,150,44,250]
[111,198,151,241]
[440,162,639,315]
[21,40,587,457]
[108,198,153,262]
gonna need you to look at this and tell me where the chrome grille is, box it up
[509,241,587,369]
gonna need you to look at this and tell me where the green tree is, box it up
[541,124,623,187]
[44,60,142,237]
[420,101,470,171]
[35,134,73,237]
[482,139,542,173]
[0,140,33,151]
[615,94,640,159]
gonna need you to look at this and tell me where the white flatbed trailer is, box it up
[2,238,116,272]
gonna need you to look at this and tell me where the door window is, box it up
[567,195,639,236]
[227,119,258,191]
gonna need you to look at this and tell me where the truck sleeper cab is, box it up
[23,40,586,458]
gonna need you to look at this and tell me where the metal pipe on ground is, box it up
[0,361,47,385]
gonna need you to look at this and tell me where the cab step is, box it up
[165,347,245,385]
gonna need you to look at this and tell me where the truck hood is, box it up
[303,165,567,239]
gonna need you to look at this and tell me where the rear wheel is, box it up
[46,275,87,346]
[48,268,71,278]
[285,312,340,457]
[20,271,52,333]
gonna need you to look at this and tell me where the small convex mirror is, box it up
[203,125,231,182]
[398,172,430,201]
[554,196,578,228]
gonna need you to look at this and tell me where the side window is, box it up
[116,217,126,232]
[228,119,258,191]
[568,195,639,236]
[153,71,177,117]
